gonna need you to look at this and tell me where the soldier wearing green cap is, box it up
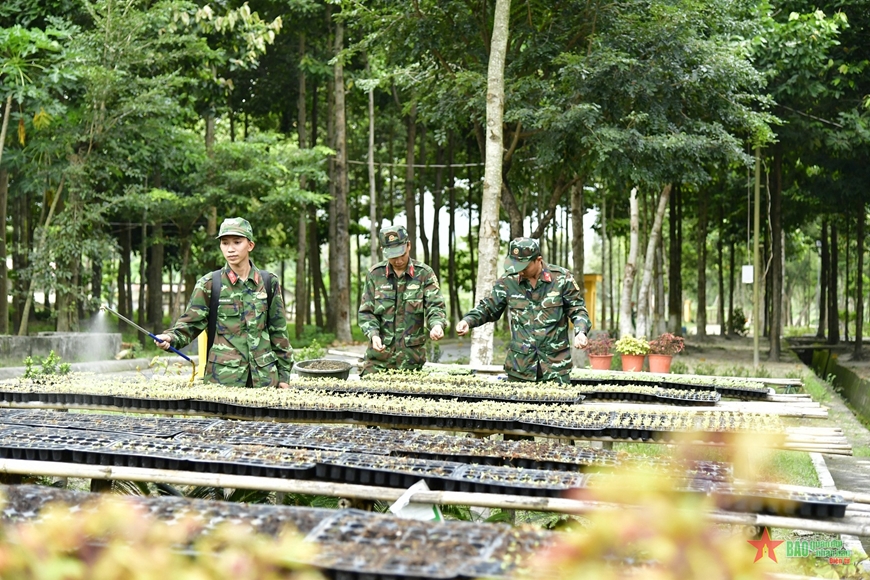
[154,217,294,388]
[456,237,590,383]
[358,225,448,376]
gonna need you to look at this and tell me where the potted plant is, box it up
[613,335,650,372]
[585,332,615,371]
[648,332,685,374]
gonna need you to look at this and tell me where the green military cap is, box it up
[503,237,541,274]
[217,217,254,242]
[379,225,410,259]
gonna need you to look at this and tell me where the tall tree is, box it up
[635,184,671,338]
[329,17,351,343]
[619,188,640,338]
[469,0,510,367]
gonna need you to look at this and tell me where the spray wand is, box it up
[100,305,196,385]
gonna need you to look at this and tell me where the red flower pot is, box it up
[620,354,646,372]
[588,354,614,370]
[648,354,673,374]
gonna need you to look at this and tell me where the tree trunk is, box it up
[330,19,352,343]
[205,113,217,242]
[717,202,725,336]
[619,188,640,338]
[418,125,431,264]
[728,239,735,336]
[827,221,839,344]
[570,181,584,280]
[668,183,682,335]
[447,136,460,337]
[137,215,147,344]
[501,179,524,240]
[296,34,309,339]
[635,184,671,338]
[855,207,865,358]
[769,143,783,360]
[309,206,325,329]
[118,227,129,332]
[654,231,666,335]
[0,168,8,334]
[147,224,164,336]
[366,57,378,264]
[600,195,607,331]
[173,236,190,321]
[91,259,102,314]
[404,104,417,258]
[696,190,708,340]
[326,42,336,332]
[817,219,828,339]
[17,176,65,336]
[432,145,444,281]
[470,0,511,366]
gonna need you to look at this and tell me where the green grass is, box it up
[753,450,820,487]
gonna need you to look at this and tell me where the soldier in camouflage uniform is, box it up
[358,225,447,376]
[456,237,590,384]
[154,217,294,388]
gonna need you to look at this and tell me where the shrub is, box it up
[648,333,685,356]
[729,307,748,336]
[613,336,650,356]
[23,351,71,379]
[0,496,324,580]
[586,332,614,356]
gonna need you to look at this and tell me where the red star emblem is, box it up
[747,528,784,563]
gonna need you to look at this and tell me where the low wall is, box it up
[808,347,870,423]
[0,332,122,366]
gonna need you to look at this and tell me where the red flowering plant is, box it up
[585,332,615,356]
[648,333,685,356]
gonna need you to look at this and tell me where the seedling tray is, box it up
[315,452,460,489]
[111,396,192,411]
[0,410,215,438]
[713,487,848,519]
[445,464,587,497]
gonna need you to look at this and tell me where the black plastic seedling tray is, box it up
[445,464,586,498]
[714,488,848,519]
[315,453,460,489]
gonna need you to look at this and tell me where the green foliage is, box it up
[294,338,326,362]
[0,494,324,580]
[22,350,70,378]
[729,307,748,336]
[613,335,650,356]
[670,360,689,375]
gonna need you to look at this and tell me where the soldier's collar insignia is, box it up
[542,271,552,282]
[227,270,238,284]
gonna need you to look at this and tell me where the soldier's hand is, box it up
[277,382,290,389]
[371,335,385,352]
[573,332,588,350]
[456,320,469,336]
[430,325,444,341]
[153,334,172,350]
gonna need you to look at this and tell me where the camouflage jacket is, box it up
[164,262,294,387]
[461,263,590,383]
[358,259,447,373]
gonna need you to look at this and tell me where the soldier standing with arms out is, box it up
[154,217,294,388]
[358,225,447,376]
[456,237,590,384]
